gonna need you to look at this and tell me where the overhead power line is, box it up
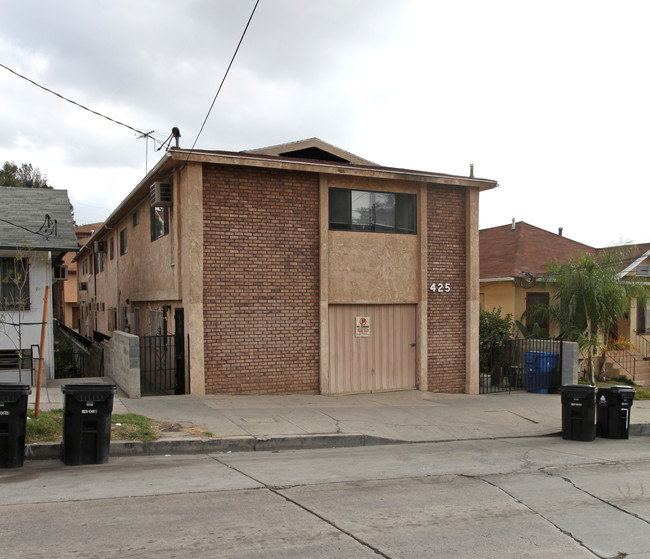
[0,61,162,146]
[184,0,260,166]
[0,214,58,239]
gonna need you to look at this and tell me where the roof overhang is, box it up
[618,248,650,279]
[75,147,499,260]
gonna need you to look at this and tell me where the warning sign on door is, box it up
[355,316,371,338]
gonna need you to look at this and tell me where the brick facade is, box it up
[202,164,320,394]
[427,185,467,392]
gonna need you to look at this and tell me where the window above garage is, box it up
[329,188,417,234]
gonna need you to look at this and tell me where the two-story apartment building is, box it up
[75,139,497,395]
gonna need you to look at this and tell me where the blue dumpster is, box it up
[525,351,558,394]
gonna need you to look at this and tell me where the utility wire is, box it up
[184,0,260,166]
[0,61,163,146]
[0,214,58,239]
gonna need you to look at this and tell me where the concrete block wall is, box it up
[103,330,141,398]
[202,164,320,394]
[427,185,468,392]
[561,341,579,385]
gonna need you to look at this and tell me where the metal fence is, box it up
[54,321,91,379]
[140,334,176,395]
[480,337,563,394]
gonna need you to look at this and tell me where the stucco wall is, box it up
[0,252,54,383]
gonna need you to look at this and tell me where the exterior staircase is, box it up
[606,351,650,387]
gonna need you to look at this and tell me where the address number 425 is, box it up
[429,282,451,293]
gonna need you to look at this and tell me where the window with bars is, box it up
[0,257,30,310]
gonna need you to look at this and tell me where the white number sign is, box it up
[429,282,451,293]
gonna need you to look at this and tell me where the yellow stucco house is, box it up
[479,221,650,385]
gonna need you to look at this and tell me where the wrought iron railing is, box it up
[636,334,650,359]
[608,350,637,381]
[480,337,562,394]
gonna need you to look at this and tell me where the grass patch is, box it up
[25,409,161,444]
[26,408,63,444]
[111,413,159,442]
[579,376,650,400]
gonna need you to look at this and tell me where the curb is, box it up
[24,433,402,461]
[23,424,650,462]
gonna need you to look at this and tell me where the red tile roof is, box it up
[480,221,596,279]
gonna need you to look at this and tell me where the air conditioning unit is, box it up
[53,265,68,281]
[150,182,173,207]
[94,241,106,253]
[79,282,88,291]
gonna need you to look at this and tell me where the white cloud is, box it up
[1,0,649,245]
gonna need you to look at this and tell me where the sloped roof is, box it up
[243,137,378,166]
[0,187,78,253]
[610,242,650,277]
[75,222,103,235]
[76,138,499,260]
[480,221,596,279]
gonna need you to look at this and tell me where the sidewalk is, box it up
[27,379,650,459]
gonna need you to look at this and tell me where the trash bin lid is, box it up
[0,382,32,402]
[560,384,596,399]
[61,382,117,402]
[598,385,636,399]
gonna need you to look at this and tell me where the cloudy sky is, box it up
[1,0,648,247]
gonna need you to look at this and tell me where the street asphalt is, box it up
[25,378,650,461]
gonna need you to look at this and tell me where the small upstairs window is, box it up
[119,228,127,256]
[329,188,417,234]
[150,206,170,241]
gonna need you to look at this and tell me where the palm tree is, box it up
[544,247,647,385]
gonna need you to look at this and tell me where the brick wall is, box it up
[427,185,467,392]
[202,164,320,394]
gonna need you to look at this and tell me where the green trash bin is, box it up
[597,386,636,439]
[0,382,32,468]
[61,382,117,465]
[560,384,596,441]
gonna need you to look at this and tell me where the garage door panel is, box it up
[328,304,416,394]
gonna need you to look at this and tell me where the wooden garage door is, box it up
[328,304,416,394]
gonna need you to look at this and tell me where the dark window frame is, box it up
[0,257,30,310]
[119,228,127,256]
[328,187,417,234]
[526,292,550,332]
[150,206,170,241]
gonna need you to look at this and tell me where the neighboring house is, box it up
[57,223,103,331]
[74,138,498,395]
[616,242,650,355]
[0,187,78,384]
[479,221,595,336]
[480,221,650,382]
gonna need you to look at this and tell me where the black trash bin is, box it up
[597,385,636,439]
[560,384,596,441]
[61,382,117,465]
[0,382,32,468]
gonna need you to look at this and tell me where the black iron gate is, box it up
[479,337,563,394]
[140,308,186,396]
